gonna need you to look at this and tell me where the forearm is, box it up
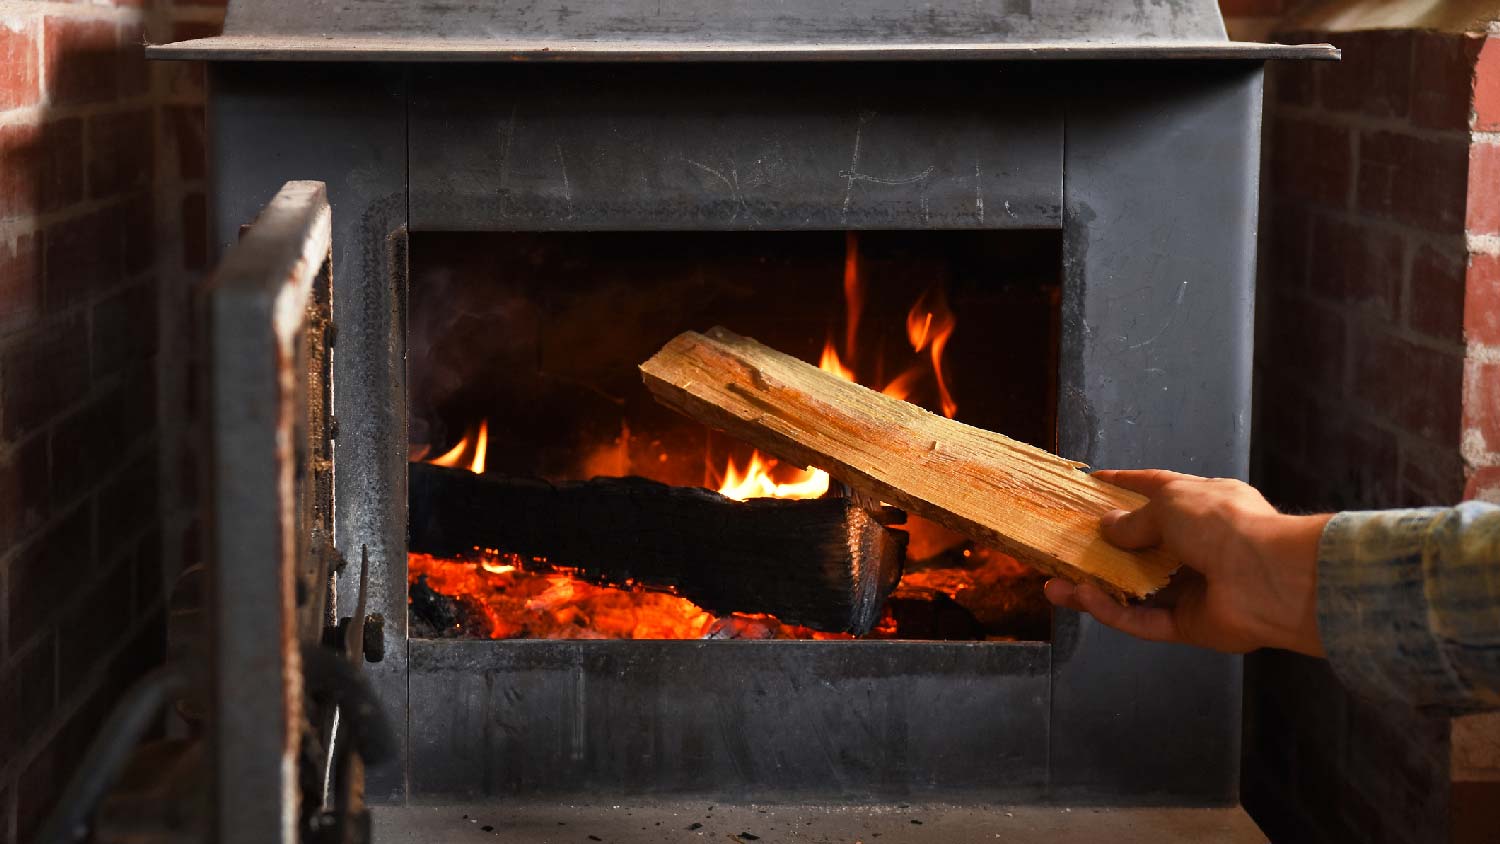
[1318,502,1500,712]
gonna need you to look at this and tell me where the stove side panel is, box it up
[209,63,413,802]
[1052,63,1263,804]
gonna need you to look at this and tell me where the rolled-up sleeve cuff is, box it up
[1317,508,1475,710]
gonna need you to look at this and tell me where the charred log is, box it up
[408,462,907,635]
[408,573,491,639]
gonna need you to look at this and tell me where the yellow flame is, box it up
[819,337,857,383]
[718,451,829,501]
[427,420,489,474]
[906,286,958,418]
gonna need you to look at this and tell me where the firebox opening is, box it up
[407,229,1062,643]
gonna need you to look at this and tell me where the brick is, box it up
[1319,31,1413,119]
[1263,200,1310,292]
[134,530,162,615]
[8,502,92,649]
[87,109,153,200]
[117,22,147,98]
[1464,359,1500,459]
[1307,215,1403,320]
[1401,441,1466,506]
[97,445,157,552]
[43,17,118,106]
[1351,330,1463,446]
[1408,242,1467,344]
[0,120,84,220]
[0,434,49,549]
[182,192,208,271]
[123,191,154,276]
[1466,466,1500,503]
[15,636,58,753]
[1,782,12,844]
[1218,0,1285,15]
[0,231,42,336]
[1255,374,1306,460]
[91,281,158,381]
[1464,252,1500,346]
[0,312,90,439]
[58,560,133,700]
[0,19,39,110]
[1271,59,1316,107]
[1262,293,1346,394]
[44,205,123,311]
[165,106,206,181]
[15,742,58,844]
[1468,142,1500,235]
[1357,130,1470,233]
[1306,409,1399,509]
[51,372,154,508]
[1410,31,1484,130]
[1270,117,1352,207]
[1476,37,1500,132]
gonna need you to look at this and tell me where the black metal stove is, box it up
[151,2,1334,838]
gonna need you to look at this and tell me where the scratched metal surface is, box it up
[147,37,1339,62]
[407,639,1051,800]
[408,63,1061,232]
[372,801,1269,843]
[199,0,1231,45]
[1050,62,1260,803]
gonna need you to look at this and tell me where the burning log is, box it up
[639,327,1180,602]
[408,462,907,635]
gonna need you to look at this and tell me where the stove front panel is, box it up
[409,64,1062,232]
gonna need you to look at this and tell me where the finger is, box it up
[1100,504,1163,550]
[1091,469,1198,497]
[1043,578,1085,612]
[1074,584,1180,643]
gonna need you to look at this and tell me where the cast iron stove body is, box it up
[153,0,1335,826]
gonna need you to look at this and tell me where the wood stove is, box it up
[152,1,1335,838]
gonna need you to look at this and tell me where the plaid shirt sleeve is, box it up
[1317,501,1500,712]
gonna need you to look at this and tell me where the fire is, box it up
[819,337,857,383]
[906,286,958,418]
[427,420,488,474]
[842,231,863,362]
[718,451,830,501]
[710,236,963,505]
[409,551,850,640]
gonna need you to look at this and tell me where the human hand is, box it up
[1043,470,1330,656]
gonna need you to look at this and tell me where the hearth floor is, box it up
[371,800,1267,843]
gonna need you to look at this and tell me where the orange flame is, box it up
[427,420,489,474]
[718,450,829,501]
[842,231,863,362]
[819,336,857,383]
[907,287,958,418]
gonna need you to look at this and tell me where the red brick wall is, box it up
[0,1,222,841]
[1244,20,1500,844]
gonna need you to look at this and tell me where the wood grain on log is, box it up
[639,327,1179,601]
[408,462,907,634]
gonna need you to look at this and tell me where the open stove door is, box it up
[204,180,364,844]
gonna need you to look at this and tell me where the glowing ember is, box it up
[428,420,489,474]
[409,552,850,640]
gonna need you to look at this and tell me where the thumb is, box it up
[1100,504,1162,550]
